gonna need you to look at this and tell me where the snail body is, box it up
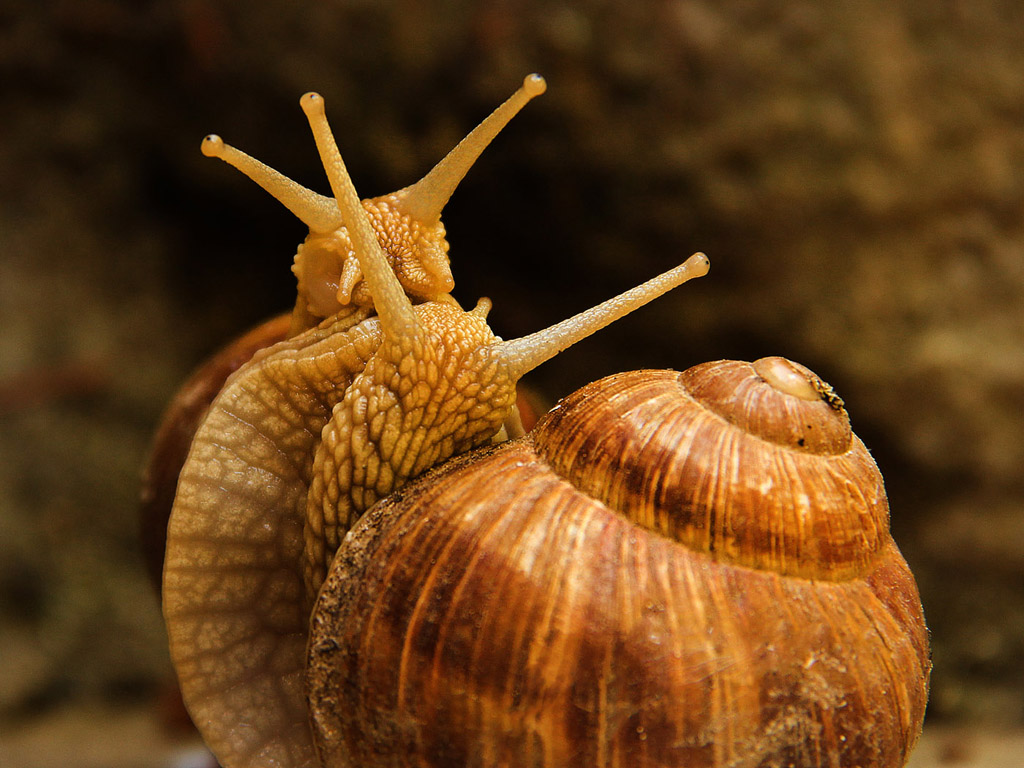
[145,72,549,586]
[162,76,709,768]
[156,75,928,768]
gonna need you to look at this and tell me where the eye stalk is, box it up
[200,75,548,331]
[494,253,710,380]
[201,133,342,234]
[394,73,548,224]
[300,91,418,339]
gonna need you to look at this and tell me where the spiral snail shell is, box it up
[307,362,929,767]
[151,74,929,768]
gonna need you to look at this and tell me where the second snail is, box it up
[146,75,930,768]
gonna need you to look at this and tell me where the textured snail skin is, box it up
[163,303,377,768]
[139,312,541,591]
[307,364,930,768]
[161,75,712,768]
[139,313,291,589]
[199,74,547,334]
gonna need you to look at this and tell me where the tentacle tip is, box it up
[523,73,547,97]
[688,252,711,276]
[471,297,493,318]
[300,92,326,117]
[201,134,224,157]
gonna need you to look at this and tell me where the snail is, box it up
[141,74,548,587]
[152,75,929,768]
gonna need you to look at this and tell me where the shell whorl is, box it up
[307,361,928,768]
[534,360,888,580]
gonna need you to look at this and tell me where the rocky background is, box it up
[1,1,1022,765]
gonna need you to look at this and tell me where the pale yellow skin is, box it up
[200,74,548,334]
[302,300,511,600]
[163,76,709,768]
[290,194,452,327]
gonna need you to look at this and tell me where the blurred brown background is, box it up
[1,1,1022,765]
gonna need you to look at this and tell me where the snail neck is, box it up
[302,301,515,601]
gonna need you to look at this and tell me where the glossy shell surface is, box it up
[307,364,930,768]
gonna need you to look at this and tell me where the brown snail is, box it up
[153,75,929,768]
